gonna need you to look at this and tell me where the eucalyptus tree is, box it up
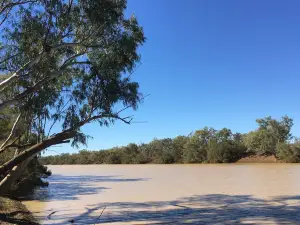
[244,116,293,155]
[256,116,293,143]
[182,127,216,163]
[0,0,145,194]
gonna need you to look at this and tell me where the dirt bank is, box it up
[236,155,279,163]
[0,197,39,225]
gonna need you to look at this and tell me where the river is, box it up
[23,164,300,224]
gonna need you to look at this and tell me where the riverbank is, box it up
[0,197,39,225]
[236,155,280,163]
[42,155,284,165]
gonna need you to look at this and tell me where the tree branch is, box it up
[0,1,37,15]
[0,50,45,93]
[0,130,77,176]
[0,106,139,176]
[0,135,21,154]
[0,52,21,65]
[0,114,21,150]
[0,42,91,94]
[0,142,35,154]
[0,52,88,111]
[47,99,71,137]
[116,94,150,115]
[0,6,11,26]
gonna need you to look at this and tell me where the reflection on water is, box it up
[23,164,300,224]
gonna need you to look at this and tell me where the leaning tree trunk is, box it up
[0,156,34,196]
[0,130,76,195]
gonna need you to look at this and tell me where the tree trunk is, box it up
[0,156,34,196]
[0,130,76,194]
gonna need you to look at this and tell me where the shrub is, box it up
[207,141,246,163]
[276,143,300,163]
[244,130,277,155]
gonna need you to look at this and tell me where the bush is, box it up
[207,141,246,163]
[276,143,300,163]
[182,128,216,163]
[244,130,277,155]
[182,139,207,163]
[106,152,122,164]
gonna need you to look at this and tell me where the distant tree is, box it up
[106,151,122,164]
[233,133,244,144]
[244,116,293,155]
[244,130,277,155]
[143,138,174,164]
[183,127,216,163]
[256,116,293,142]
[207,128,246,163]
[276,142,300,163]
[172,136,189,163]
[120,143,139,164]
[40,116,296,165]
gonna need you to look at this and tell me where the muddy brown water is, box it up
[23,164,300,224]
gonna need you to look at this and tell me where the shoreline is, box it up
[44,156,284,165]
[236,155,280,163]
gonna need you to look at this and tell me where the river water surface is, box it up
[23,164,300,224]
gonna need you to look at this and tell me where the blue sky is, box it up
[49,0,300,154]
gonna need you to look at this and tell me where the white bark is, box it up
[0,42,91,93]
[0,51,45,92]
[0,52,87,111]
[0,113,21,149]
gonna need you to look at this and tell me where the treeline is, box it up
[41,116,300,165]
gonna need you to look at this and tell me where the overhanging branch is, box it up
[0,1,37,15]
[0,52,89,111]
[0,130,77,175]
[0,42,93,94]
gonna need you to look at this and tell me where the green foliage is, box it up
[244,116,293,155]
[0,0,146,147]
[182,127,215,163]
[256,116,293,142]
[207,129,247,163]
[183,136,207,163]
[244,130,277,155]
[276,143,300,163]
[41,116,298,165]
[172,136,189,163]
[0,113,51,196]
[41,128,246,165]
[0,0,146,195]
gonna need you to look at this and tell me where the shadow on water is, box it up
[25,175,300,224]
[25,174,149,201]
[48,194,300,224]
